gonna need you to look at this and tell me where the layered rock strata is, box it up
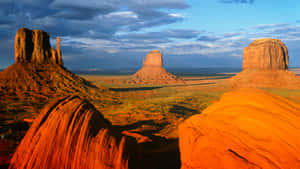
[229,39,300,88]
[179,88,300,169]
[0,28,105,99]
[10,96,128,169]
[15,28,63,65]
[243,39,288,70]
[130,50,184,85]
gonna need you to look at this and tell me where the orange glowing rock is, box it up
[122,131,152,143]
[0,28,104,101]
[130,50,184,85]
[9,96,128,169]
[179,88,300,169]
[243,39,288,70]
[15,28,63,65]
[229,39,300,88]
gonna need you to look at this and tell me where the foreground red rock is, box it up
[9,96,128,169]
[1,28,117,168]
[129,50,184,84]
[179,88,300,169]
[229,38,300,88]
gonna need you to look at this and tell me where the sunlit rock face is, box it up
[243,39,288,70]
[142,50,163,67]
[179,88,300,169]
[229,39,300,88]
[9,96,128,169]
[15,28,63,65]
[0,28,105,101]
[131,50,184,84]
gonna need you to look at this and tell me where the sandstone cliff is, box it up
[0,28,107,100]
[15,28,63,65]
[129,50,184,85]
[229,39,300,88]
[10,96,128,169]
[243,39,288,70]
[179,88,300,169]
[143,50,163,67]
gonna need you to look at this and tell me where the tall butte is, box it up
[229,38,300,88]
[0,28,118,168]
[15,28,63,65]
[243,39,288,70]
[0,27,105,98]
[129,50,184,84]
[0,28,108,121]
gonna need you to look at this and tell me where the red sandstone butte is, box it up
[130,50,184,85]
[15,27,63,65]
[229,38,300,88]
[243,39,288,70]
[0,28,104,101]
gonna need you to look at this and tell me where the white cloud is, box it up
[106,11,138,19]
[169,13,184,18]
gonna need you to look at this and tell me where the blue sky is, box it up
[0,0,299,70]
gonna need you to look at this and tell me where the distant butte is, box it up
[243,39,288,70]
[229,38,300,88]
[128,50,184,85]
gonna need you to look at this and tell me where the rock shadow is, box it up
[109,86,162,92]
[114,120,181,169]
[169,105,198,116]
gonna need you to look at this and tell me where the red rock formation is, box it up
[0,28,110,154]
[0,28,105,101]
[15,28,63,65]
[56,37,63,65]
[143,50,163,67]
[0,63,100,98]
[229,39,300,88]
[179,88,300,169]
[243,39,288,70]
[129,50,184,84]
[9,96,128,169]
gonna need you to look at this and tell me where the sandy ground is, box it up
[2,72,300,169]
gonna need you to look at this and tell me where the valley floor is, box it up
[2,72,300,169]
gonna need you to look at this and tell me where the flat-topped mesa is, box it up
[243,38,288,70]
[143,50,163,67]
[229,38,300,89]
[15,28,63,65]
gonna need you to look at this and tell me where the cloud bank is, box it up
[0,0,300,70]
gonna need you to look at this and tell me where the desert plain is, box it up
[1,2,300,168]
[2,47,300,168]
